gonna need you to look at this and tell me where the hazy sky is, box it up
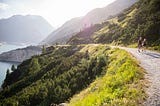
[0,0,116,27]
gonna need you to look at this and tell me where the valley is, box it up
[0,0,160,105]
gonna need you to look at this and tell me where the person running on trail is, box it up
[138,36,143,52]
[142,38,147,52]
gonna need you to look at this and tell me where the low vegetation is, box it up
[0,45,108,105]
[0,45,146,106]
[69,48,146,106]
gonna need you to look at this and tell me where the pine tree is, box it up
[2,69,10,88]
[42,45,46,54]
[6,68,10,78]
[11,65,16,72]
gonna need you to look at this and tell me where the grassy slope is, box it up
[0,45,109,105]
[68,0,160,51]
[69,47,145,106]
[0,45,146,105]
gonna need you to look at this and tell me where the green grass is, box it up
[147,46,160,52]
[68,48,146,106]
[93,26,110,39]
[107,8,137,28]
[121,8,137,28]
[127,43,137,48]
[127,44,160,52]
[127,8,138,17]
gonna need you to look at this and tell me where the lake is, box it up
[0,61,19,86]
[0,44,25,87]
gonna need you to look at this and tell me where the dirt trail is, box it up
[119,47,160,106]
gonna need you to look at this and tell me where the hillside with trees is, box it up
[0,0,159,105]
[0,45,145,105]
[68,0,160,50]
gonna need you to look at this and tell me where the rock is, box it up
[58,103,67,106]
[50,103,67,106]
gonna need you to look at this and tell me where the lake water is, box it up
[0,44,25,86]
[0,61,19,86]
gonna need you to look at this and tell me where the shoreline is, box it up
[0,60,21,88]
[0,60,21,64]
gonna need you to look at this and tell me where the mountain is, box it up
[41,0,138,45]
[0,46,42,62]
[0,0,159,105]
[41,17,82,44]
[68,0,160,49]
[0,15,54,45]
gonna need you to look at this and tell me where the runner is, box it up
[142,38,147,52]
[137,36,143,52]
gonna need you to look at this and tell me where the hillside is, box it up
[68,0,160,49]
[41,0,138,45]
[0,44,145,106]
[1,0,159,105]
[0,46,42,62]
[0,15,53,45]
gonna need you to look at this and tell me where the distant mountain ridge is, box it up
[68,0,160,47]
[0,15,54,45]
[41,0,138,44]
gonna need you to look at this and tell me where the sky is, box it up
[0,0,116,27]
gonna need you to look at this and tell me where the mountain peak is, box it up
[0,15,54,45]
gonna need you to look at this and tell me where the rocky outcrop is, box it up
[0,46,42,62]
[50,103,67,106]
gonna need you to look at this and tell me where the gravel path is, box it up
[119,47,160,106]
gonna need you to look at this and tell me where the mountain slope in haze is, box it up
[0,15,54,45]
[0,46,42,62]
[41,0,138,45]
[68,0,160,48]
[41,17,82,44]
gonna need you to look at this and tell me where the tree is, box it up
[6,69,10,78]
[29,58,40,74]
[11,65,16,72]
[2,69,10,88]
[42,45,46,54]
